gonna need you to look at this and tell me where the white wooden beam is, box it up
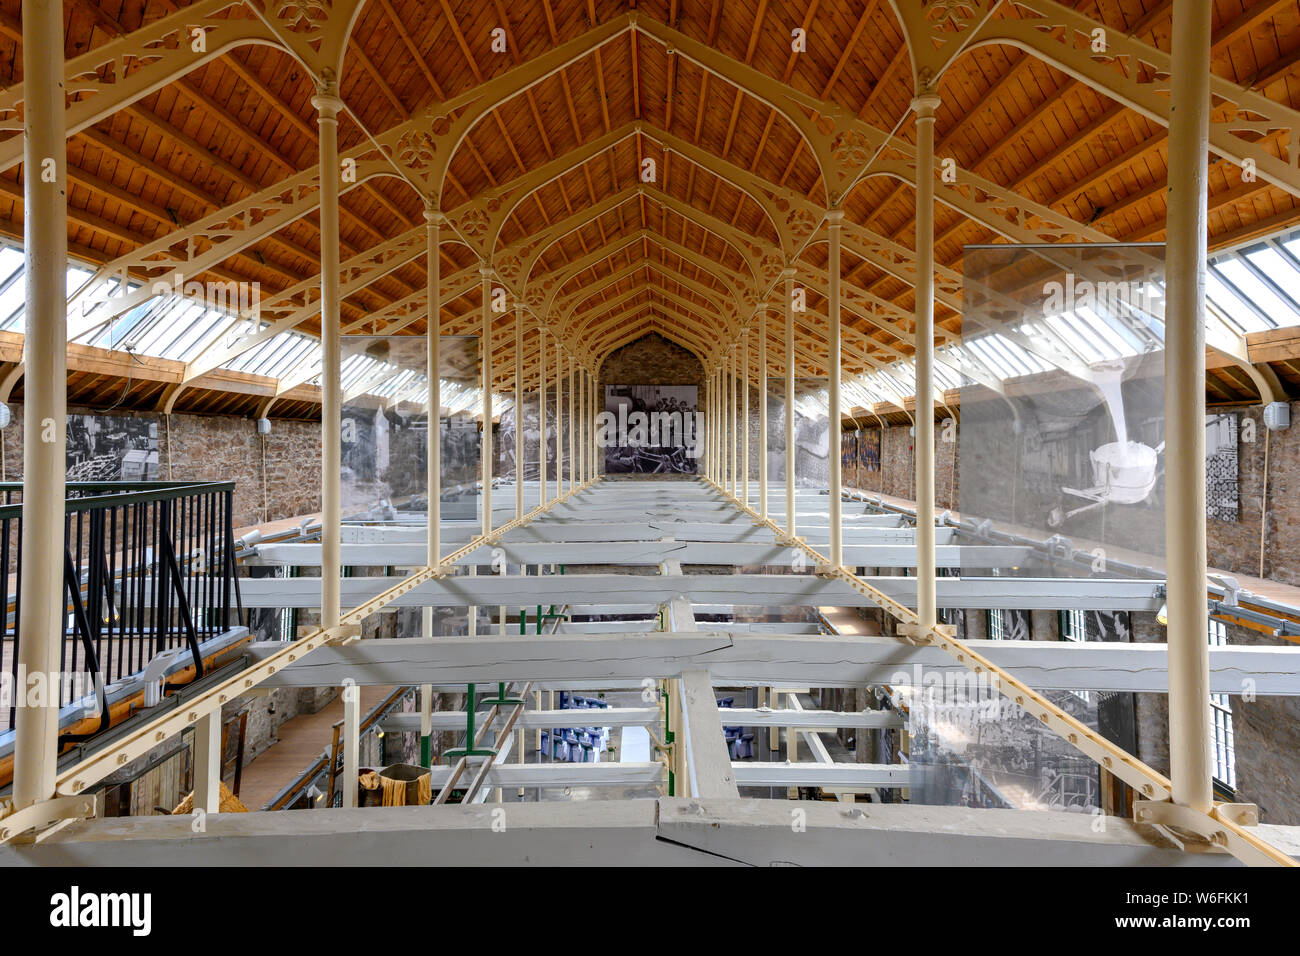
[13,799,1277,867]
[732,762,910,788]
[678,670,740,799]
[380,708,662,733]
[248,632,1300,695]
[238,573,1164,611]
[721,708,904,729]
[252,540,1027,569]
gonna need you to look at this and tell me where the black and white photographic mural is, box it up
[338,334,481,523]
[959,244,1168,579]
[1206,412,1239,522]
[66,414,158,481]
[602,385,700,474]
[433,336,482,520]
[793,381,831,488]
[760,389,830,487]
[340,335,428,524]
[905,606,1105,813]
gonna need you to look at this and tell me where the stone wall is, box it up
[838,418,961,511]
[1130,610,1171,780]
[160,411,321,528]
[598,332,704,389]
[1206,402,1300,585]
[1,402,320,529]
[1226,622,1300,824]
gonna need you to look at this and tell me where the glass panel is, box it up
[1244,245,1300,320]
[1205,271,1269,333]
[340,335,435,526]
[1216,259,1300,327]
[901,636,1103,812]
[792,378,831,493]
[437,336,482,521]
[959,243,1167,578]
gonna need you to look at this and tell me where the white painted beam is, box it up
[423,760,664,789]
[678,670,740,799]
[721,708,904,729]
[337,521,955,546]
[12,799,1283,866]
[248,632,1300,695]
[732,762,911,788]
[381,707,662,733]
[238,573,1163,611]
[253,540,1025,569]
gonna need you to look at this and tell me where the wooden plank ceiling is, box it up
[1,0,1299,419]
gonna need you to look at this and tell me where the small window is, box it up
[987,608,1006,641]
[1059,608,1088,642]
[1209,619,1236,790]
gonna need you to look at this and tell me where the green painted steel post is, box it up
[466,683,476,744]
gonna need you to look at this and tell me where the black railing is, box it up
[1,481,244,738]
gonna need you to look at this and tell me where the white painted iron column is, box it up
[580,367,587,484]
[826,209,844,569]
[715,370,722,486]
[480,267,493,536]
[909,91,941,629]
[742,327,750,508]
[724,351,732,495]
[1165,0,1214,812]
[568,354,575,495]
[707,372,714,482]
[538,327,547,508]
[582,366,589,485]
[730,345,738,496]
[759,309,768,522]
[515,305,524,520]
[554,338,562,501]
[913,92,941,628]
[712,369,719,488]
[713,371,720,485]
[784,269,797,539]
[426,209,441,572]
[12,0,67,812]
[715,368,722,489]
[314,84,343,630]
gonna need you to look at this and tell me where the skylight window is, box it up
[1214,259,1300,328]
[6,222,1300,422]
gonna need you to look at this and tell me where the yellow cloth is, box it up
[171,781,249,814]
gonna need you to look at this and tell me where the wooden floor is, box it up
[818,607,880,636]
[236,683,396,811]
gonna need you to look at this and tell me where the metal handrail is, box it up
[1,480,244,744]
[0,480,237,519]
